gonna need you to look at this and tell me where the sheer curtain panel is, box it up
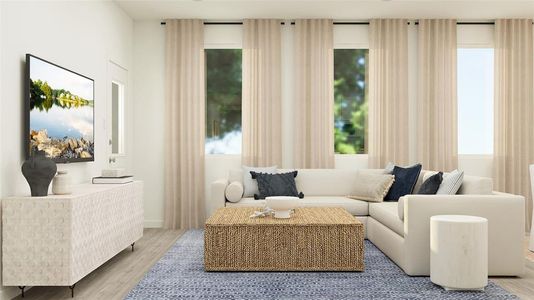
[368,19,410,168]
[417,19,458,171]
[242,19,282,167]
[164,19,206,229]
[293,19,335,168]
[494,19,534,231]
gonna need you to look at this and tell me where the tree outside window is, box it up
[334,49,368,154]
[205,49,242,154]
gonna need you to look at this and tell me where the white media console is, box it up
[2,181,144,297]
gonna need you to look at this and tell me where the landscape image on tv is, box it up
[27,54,94,162]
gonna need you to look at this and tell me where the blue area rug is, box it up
[126,230,517,299]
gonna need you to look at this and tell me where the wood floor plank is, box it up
[12,229,185,300]
[493,260,534,300]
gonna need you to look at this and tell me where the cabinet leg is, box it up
[19,286,25,298]
[69,284,75,298]
[131,242,135,252]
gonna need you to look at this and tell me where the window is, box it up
[205,49,242,154]
[457,48,494,155]
[334,49,368,154]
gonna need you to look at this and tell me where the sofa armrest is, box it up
[401,193,525,276]
[208,178,229,217]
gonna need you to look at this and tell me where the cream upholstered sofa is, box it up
[210,168,525,276]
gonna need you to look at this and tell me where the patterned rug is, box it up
[126,230,517,300]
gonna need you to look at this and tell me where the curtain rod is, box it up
[160,21,532,26]
[160,21,371,25]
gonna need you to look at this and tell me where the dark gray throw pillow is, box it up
[250,171,304,200]
[417,172,443,195]
[384,164,422,201]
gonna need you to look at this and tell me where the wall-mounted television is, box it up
[25,54,94,163]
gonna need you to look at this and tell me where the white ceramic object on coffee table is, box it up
[265,196,300,218]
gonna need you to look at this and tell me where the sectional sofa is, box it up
[210,168,525,276]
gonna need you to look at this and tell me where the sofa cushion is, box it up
[242,165,277,197]
[225,181,244,203]
[300,196,369,215]
[369,202,404,237]
[383,164,426,194]
[280,169,360,196]
[437,169,464,195]
[423,171,492,195]
[226,196,369,216]
[347,174,395,202]
[412,170,427,194]
[385,164,422,201]
[417,172,443,194]
[458,175,493,195]
[251,171,303,199]
[384,162,420,174]
[226,197,264,207]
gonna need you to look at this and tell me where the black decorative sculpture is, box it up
[21,150,57,196]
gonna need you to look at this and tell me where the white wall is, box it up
[0,1,133,298]
[133,22,499,227]
[132,21,166,228]
[0,1,3,204]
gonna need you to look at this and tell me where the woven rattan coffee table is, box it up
[204,207,364,271]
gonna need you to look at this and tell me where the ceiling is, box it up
[115,0,534,21]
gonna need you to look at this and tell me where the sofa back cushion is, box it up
[458,175,493,194]
[226,168,492,198]
[423,171,493,195]
[278,169,361,196]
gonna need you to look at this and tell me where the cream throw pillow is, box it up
[225,181,244,203]
[348,174,395,202]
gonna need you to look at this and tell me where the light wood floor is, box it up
[12,231,534,300]
[13,229,185,300]
[525,237,534,263]
[493,258,534,300]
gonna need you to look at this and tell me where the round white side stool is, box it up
[430,215,488,291]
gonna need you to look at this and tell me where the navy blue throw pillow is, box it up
[417,172,443,195]
[384,164,422,201]
[250,171,304,200]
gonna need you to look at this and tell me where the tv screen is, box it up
[26,54,94,163]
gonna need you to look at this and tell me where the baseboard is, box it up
[144,219,163,228]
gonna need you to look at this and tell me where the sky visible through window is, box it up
[457,48,494,155]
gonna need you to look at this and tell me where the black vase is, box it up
[21,151,57,196]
